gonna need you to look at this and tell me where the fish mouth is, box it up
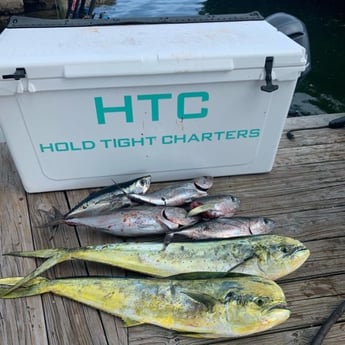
[193,176,213,191]
[285,246,310,258]
[268,303,289,312]
[264,304,290,326]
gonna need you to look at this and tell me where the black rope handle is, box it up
[286,116,345,140]
[311,299,345,345]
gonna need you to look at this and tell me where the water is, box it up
[93,0,345,115]
[2,0,345,115]
[94,0,204,17]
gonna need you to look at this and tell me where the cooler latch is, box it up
[261,57,278,93]
[2,67,27,80]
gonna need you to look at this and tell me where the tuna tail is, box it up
[0,277,50,298]
[162,232,177,250]
[1,249,70,296]
[37,206,66,228]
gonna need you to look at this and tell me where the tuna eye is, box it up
[264,218,269,224]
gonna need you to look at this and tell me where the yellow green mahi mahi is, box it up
[0,274,290,338]
[3,235,310,295]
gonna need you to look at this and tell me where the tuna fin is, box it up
[126,193,160,205]
[109,178,128,196]
[1,250,69,296]
[122,317,144,327]
[187,204,214,217]
[181,291,218,311]
[162,232,176,250]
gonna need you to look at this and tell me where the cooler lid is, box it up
[0,14,307,80]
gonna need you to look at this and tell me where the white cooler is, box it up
[0,14,307,192]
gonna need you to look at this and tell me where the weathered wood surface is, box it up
[0,113,345,344]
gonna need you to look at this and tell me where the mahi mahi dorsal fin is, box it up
[167,272,253,280]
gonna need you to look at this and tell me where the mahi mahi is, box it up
[3,235,310,295]
[0,274,290,338]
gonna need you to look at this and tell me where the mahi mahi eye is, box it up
[224,291,235,303]
[281,246,289,254]
[255,298,264,307]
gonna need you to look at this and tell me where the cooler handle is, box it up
[63,58,235,78]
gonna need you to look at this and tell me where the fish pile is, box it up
[41,175,274,245]
[0,175,310,339]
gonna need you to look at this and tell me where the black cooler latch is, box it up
[261,57,279,92]
[2,67,27,80]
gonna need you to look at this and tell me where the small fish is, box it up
[0,274,290,338]
[3,235,310,295]
[163,216,275,246]
[65,175,151,218]
[127,176,213,206]
[186,195,240,218]
[47,206,199,236]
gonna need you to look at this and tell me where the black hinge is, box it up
[2,67,27,80]
[261,57,279,93]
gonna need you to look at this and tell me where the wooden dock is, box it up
[0,114,344,344]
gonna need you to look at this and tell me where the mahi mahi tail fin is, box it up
[4,248,61,259]
[1,249,70,296]
[0,277,50,298]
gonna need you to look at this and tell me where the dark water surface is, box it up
[2,0,345,115]
[93,0,345,115]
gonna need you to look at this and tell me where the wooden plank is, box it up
[0,113,344,345]
[129,322,345,345]
[25,190,117,345]
[0,144,48,345]
[66,189,129,345]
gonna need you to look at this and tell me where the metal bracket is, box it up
[2,67,27,80]
[261,57,279,93]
